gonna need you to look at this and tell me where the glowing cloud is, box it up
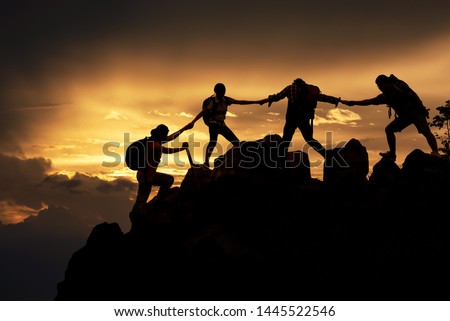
[176,112,194,118]
[150,110,172,117]
[0,200,45,225]
[315,108,362,126]
[104,110,128,120]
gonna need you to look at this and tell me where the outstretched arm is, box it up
[266,86,289,107]
[340,97,379,107]
[187,110,204,128]
[230,98,268,105]
[162,144,189,154]
[259,98,269,105]
[166,123,193,141]
[318,93,341,107]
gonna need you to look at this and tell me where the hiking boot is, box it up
[379,151,396,161]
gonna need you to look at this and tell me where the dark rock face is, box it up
[56,138,450,301]
[213,134,311,181]
[323,138,369,185]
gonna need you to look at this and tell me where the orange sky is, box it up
[12,34,450,181]
[2,1,449,183]
[1,0,450,216]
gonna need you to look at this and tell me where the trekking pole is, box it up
[183,142,200,168]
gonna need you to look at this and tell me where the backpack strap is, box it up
[208,96,222,119]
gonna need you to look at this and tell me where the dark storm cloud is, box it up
[3,1,448,92]
[3,0,449,77]
[0,155,52,208]
[0,206,90,300]
[0,154,137,299]
[0,155,135,224]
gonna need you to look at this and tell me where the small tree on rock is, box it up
[429,100,450,157]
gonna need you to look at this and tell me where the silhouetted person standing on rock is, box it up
[189,82,265,168]
[341,74,440,161]
[133,123,192,211]
[263,78,340,162]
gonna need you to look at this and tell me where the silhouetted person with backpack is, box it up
[189,83,265,168]
[341,74,440,161]
[133,123,192,211]
[263,78,340,163]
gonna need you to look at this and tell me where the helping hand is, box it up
[184,122,194,130]
[258,98,269,105]
[340,100,355,106]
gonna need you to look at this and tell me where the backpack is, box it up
[125,137,150,170]
[304,84,321,119]
[292,84,320,119]
[387,74,428,117]
[202,95,227,125]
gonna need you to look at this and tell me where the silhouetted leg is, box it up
[219,124,239,146]
[280,121,297,167]
[205,124,220,166]
[413,115,440,153]
[299,120,326,157]
[385,123,397,157]
[423,128,439,153]
[153,172,174,198]
[382,117,411,160]
[134,173,152,208]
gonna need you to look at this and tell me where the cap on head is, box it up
[150,124,169,140]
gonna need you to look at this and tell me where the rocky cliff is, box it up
[55,137,450,300]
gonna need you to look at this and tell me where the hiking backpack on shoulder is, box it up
[125,137,149,170]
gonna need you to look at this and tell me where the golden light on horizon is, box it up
[8,32,449,187]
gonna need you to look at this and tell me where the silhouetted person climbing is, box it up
[133,123,192,211]
[341,74,440,161]
[189,82,266,168]
[262,78,340,163]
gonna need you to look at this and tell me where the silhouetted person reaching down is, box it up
[133,123,192,211]
[341,74,440,161]
[262,78,340,162]
[189,82,266,168]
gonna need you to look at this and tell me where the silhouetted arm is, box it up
[267,86,289,107]
[318,93,341,106]
[228,97,267,105]
[188,110,204,128]
[161,145,188,154]
[259,98,270,105]
[166,123,192,141]
[341,95,384,107]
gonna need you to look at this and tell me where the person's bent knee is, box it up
[207,141,217,150]
[385,125,395,134]
[161,175,174,188]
